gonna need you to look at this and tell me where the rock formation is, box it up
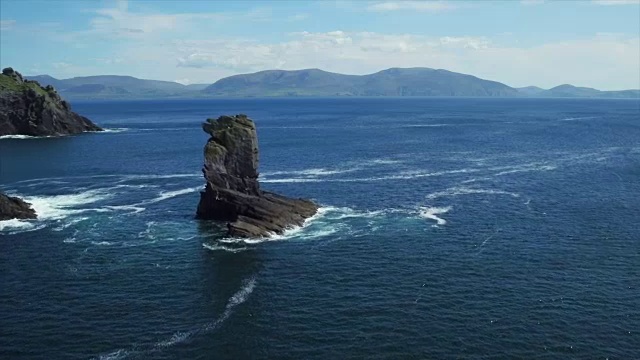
[0,192,37,221]
[0,67,102,136]
[196,114,318,237]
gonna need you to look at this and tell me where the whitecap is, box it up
[23,190,112,220]
[202,243,248,253]
[1,189,112,234]
[143,186,203,204]
[492,164,557,176]
[0,218,36,232]
[91,241,115,246]
[52,216,90,231]
[261,167,356,177]
[260,177,322,183]
[0,134,54,140]
[94,349,129,360]
[425,186,520,200]
[155,331,192,348]
[419,206,452,226]
[100,128,129,133]
[261,168,482,184]
[560,116,596,121]
[103,205,146,214]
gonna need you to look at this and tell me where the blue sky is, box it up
[1,0,639,90]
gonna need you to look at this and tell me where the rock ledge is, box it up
[0,192,37,221]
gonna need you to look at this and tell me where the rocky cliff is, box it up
[196,114,318,237]
[0,67,102,136]
[0,193,36,221]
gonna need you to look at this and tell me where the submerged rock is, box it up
[196,114,318,237]
[0,192,37,221]
[0,67,102,136]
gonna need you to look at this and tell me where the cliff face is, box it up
[0,193,36,221]
[196,114,318,238]
[0,67,102,136]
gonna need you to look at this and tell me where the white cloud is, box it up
[0,19,16,30]
[592,0,639,5]
[133,31,637,90]
[367,1,457,12]
[23,1,639,90]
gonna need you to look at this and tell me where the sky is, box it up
[0,0,639,90]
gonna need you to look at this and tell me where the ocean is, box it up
[1,98,639,359]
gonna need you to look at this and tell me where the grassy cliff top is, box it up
[0,68,50,98]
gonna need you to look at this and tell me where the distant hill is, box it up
[27,75,209,100]
[516,86,545,96]
[23,68,639,100]
[536,84,640,99]
[204,68,518,97]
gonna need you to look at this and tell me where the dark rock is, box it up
[196,114,318,237]
[0,192,37,221]
[0,67,102,137]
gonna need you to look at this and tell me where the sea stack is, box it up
[196,114,318,237]
[0,192,37,221]
[0,67,102,137]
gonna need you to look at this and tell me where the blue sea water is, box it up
[1,98,639,359]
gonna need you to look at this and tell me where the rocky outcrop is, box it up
[196,114,318,237]
[0,67,102,136]
[0,193,37,221]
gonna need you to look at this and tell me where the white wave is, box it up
[204,276,257,330]
[1,189,112,234]
[202,243,248,253]
[323,207,388,220]
[104,205,146,214]
[9,173,200,186]
[262,168,481,184]
[0,218,35,232]
[560,116,596,121]
[260,158,401,181]
[53,217,89,231]
[262,167,356,177]
[91,241,115,246]
[419,206,452,226]
[143,186,203,204]
[492,164,557,176]
[124,173,201,180]
[426,186,520,200]
[363,158,402,165]
[228,276,257,308]
[0,134,39,139]
[100,128,129,133]
[156,331,192,348]
[23,190,112,221]
[94,276,256,358]
[95,349,129,360]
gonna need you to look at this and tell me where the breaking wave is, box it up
[426,186,520,200]
[100,128,129,133]
[0,134,52,140]
[419,206,452,226]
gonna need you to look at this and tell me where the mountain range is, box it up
[25,68,639,100]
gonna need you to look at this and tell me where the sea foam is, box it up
[419,206,452,226]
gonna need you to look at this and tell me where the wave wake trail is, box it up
[93,275,257,359]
